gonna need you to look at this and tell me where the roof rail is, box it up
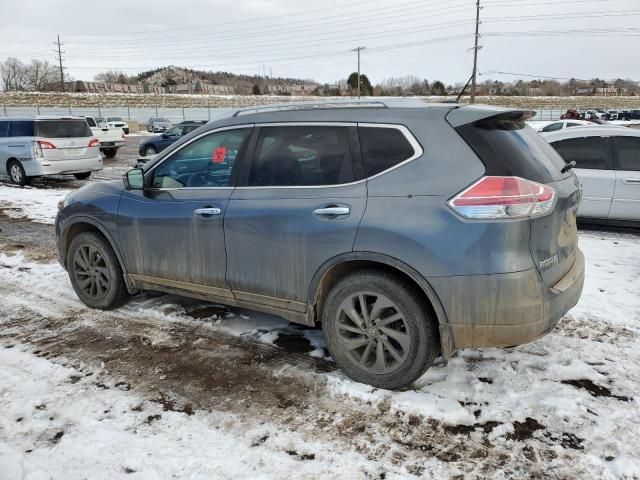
[231,97,426,117]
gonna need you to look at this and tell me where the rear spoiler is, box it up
[445,105,536,128]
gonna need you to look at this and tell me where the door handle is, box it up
[623,178,640,185]
[193,207,222,216]
[313,206,350,217]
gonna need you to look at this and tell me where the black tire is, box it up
[73,172,91,180]
[66,231,129,310]
[7,159,30,186]
[322,269,439,390]
[102,148,117,158]
[143,145,157,156]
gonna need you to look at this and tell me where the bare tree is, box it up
[0,57,29,91]
[27,59,57,91]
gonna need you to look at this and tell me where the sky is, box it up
[0,0,638,86]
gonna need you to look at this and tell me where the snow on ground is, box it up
[0,186,71,225]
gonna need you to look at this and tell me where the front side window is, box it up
[359,126,415,177]
[551,137,608,170]
[9,121,34,137]
[0,121,8,137]
[248,126,354,186]
[613,136,640,171]
[152,128,251,188]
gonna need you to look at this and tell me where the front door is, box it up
[224,124,366,309]
[610,135,640,220]
[117,127,252,294]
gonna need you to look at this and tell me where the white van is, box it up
[0,116,102,185]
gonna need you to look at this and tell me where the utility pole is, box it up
[53,35,65,92]
[352,46,365,98]
[470,0,481,103]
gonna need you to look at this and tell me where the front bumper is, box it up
[431,248,585,351]
[26,155,103,176]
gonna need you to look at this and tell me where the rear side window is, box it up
[248,126,354,186]
[551,137,608,170]
[9,121,34,137]
[86,118,97,127]
[35,120,92,138]
[455,117,569,183]
[542,122,563,132]
[613,136,640,171]
[0,121,8,137]
[359,127,415,177]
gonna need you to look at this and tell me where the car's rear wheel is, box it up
[322,270,439,390]
[102,148,117,158]
[73,172,91,180]
[7,159,29,186]
[67,232,129,310]
[143,145,157,156]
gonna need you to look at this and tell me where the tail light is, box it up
[88,138,100,148]
[449,176,556,220]
[37,140,56,149]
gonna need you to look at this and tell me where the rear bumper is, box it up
[431,248,585,350]
[26,155,103,176]
[100,141,125,149]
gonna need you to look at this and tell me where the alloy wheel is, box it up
[10,164,23,183]
[73,244,110,299]
[335,292,411,374]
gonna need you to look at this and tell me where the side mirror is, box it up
[161,133,169,138]
[123,168,145,190]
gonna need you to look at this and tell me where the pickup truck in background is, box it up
[83,116,126,158]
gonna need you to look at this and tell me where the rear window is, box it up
[551,137,608,170]
[9,121,34,137]
[85,118,97,127]
[359,127,415,177]
[455,116,569,183]
[35,120,92,138]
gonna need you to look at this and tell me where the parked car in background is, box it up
[618,110,640,121]
[543,125,640,223]
[147,117,172,133]
[560,109,583,120]
[83,116,126,158]
[0,115,102,185]
[56,101,584,390]
[536,120,594,133]
[604,110,619,121]
[138,122,204,156]
[98,117,130,134]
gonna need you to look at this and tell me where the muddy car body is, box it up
[55,100,585,389]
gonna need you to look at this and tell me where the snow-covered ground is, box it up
[1,184,639,479]
[0,186,72,225]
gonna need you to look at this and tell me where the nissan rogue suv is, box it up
[55,100,585,390]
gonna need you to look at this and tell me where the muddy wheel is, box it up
[7,160,30,186]
[67,231,129,310]
[143,145,157,156]
[102,148,117,158]
[322,270,438,390]
[73,172,91,180]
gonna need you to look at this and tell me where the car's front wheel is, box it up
[67,231,129,310]
[7,159,30,186]
[73,172,91,180]
[143,145,157,156]
[322,270,439,390]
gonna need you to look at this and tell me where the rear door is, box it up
[550,135,614,219]
[610,135,640,220]
[224,123,366,309]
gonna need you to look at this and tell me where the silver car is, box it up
[543,125,640,222]
[147,117,172,133]
[0,116,102,185]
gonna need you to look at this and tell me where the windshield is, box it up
[108,117,123,122]
[154,118,169,122]
[165,126,182,136]
[35,120,92,138]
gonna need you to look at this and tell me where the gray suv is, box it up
[55,100,585,389]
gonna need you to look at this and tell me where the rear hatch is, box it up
[448,107,581,286]
[35,119,98,160]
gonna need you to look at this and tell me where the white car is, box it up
[536,120,595,133]
[83,116,126,158]
[98,116,129,134]
[542,125,640,222]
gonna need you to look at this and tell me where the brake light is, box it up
[449,176,556,219]
[37,140,56,149]
[88,138,100,148]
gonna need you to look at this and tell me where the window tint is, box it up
[86,118,97,127]
[248,126,354,186]
[614,136,640,171]
[359,127,415,177]
[152,128,250,188]
[566,122,583,128]
[35,120,92,138]
[542,122,564,132]
[0,121,8,137]
[551,137,608,170]
[9,121,34,137]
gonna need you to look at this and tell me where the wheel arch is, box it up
[61,217,136,292]
[308,251,455,357]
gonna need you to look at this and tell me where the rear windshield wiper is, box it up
[561,161,577,174]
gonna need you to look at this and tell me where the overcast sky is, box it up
[0,0,638,85]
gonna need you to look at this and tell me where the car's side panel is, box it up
[575,167,616,218]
